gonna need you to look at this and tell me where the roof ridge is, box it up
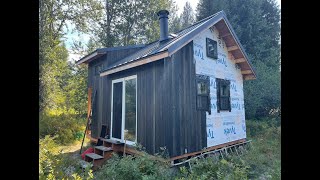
[103,12,224,71]
[97,44,146,52]
[173,11,223,34]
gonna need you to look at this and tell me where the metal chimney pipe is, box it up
[157,10,169,42]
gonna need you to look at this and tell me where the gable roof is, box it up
[78,11,256,80]
[105,12,222,71]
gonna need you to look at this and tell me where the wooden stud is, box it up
[244,75,256,80]
[241,70,252,75]
[220,33,231,38]
[234,58,246,63]
[227,45,238,51]
[228,52,234,60]
[87,87,92,120]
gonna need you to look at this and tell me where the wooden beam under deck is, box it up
[169,139,246,161]
[87,136,247,164]
[227,45,239,51]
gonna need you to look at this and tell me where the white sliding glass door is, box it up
[111,75,137,145]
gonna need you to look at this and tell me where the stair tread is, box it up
[100,138,124,144]
[95,146,113,151]
[85,153,103,160]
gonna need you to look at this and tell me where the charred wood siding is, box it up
[88,41,206,158]
[162,41,207,157]
[104,62,164,155]
[88,47,144,138]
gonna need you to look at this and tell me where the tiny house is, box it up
[76,10,256,159]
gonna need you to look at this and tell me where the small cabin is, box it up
[76,10,256,160]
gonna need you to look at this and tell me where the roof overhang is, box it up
[75,44,146,65]
[75,51,106,65]
[218,15,257,80]
[100,50,169,76]
[159,12,256,80]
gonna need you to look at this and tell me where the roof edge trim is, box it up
[100,50,169,76]
[75,51,106,65]
[75,44,146,65]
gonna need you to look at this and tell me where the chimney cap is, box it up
[157,10,169,17]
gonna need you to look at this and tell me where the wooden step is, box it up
[95,146,112,152]
[85,153,103,162]
[85,153,105,169]
[101,138,125,152]
[100,138,124,145]
[94,146,113,158]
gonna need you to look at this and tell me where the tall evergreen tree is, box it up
[93,0,176,47]
[39,0,103,112]
[196,0,215,21]
[180,2,195,29]
[196,0,281,119]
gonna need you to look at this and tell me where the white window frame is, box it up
[110,75,137,146]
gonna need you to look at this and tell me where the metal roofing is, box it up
[75,44,146,65]
[106,11,221,70]
[83,10,256,79]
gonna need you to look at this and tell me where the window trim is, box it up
[110,75,137,146]
[196,75,211,114]
[216,78,231,113]
[206,38,218,59]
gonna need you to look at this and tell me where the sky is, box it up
[67,0,281,62]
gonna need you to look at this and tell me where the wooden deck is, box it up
[84,133,248,170]
[169,138,246,162]
[84,137,145,170]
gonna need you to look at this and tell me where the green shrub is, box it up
[39,113,86,144]
[39,135,94,180]
[246,119,269,137]
[94,153,176,180]
[75,131,85,141]
[242,119,281,179]
[39,118,280,179]
[176,156,249,180]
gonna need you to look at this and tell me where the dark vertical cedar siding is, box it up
[87,41,206,158]
[154,60,165,152]
[162,41,206,157]
[103,63,163,155]
[144,64,153,154]
[163,57,173,156]
[88,47,144,139]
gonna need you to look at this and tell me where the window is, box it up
[206,38,218,59]
[196,75,211,114]
[216,78,231,112]
[95,64,103,75]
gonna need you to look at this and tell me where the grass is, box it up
[243,119,281,179]
[39,118,281,179]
